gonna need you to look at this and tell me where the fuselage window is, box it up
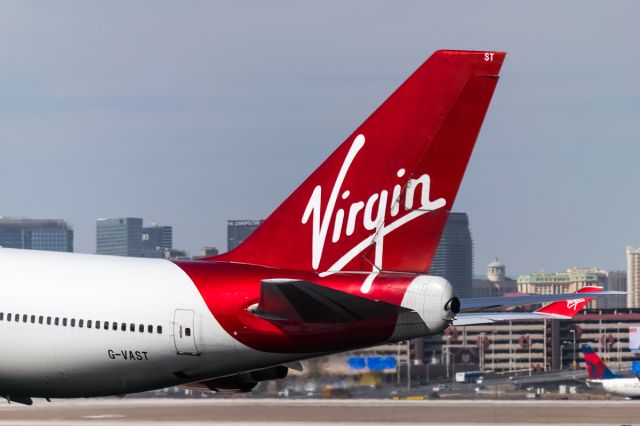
[139,324,144,333]
[22,314,27,323]
[71,319,76,327]
[7,313,11,321]
[62,318,68,326]
[185,327,191,337]
[38,316,43,324]
[129,323,135,332]
[148,325,153,333]
[121,323,126,332]
[15,314,20,323]
[157,325,163,334]
[54,317,60,326]
[47,317,51,325]
[0,312,3,321]
[96,321,100,329]
[87,320,92,328]
[30,315,35,323]
[112,322,117,331]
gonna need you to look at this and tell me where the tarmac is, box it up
[0,398,638,425]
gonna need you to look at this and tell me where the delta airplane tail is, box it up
[582,344,622,380]
[214,50,505,274]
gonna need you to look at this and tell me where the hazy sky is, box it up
[1,1,638,275]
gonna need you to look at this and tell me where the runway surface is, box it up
[0,398,638,425]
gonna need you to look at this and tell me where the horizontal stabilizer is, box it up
[459,291,625,312]
[251,279,409,324]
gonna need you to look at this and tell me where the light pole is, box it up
[569,329,576,370]
[560,345,564,371]
[598,318,604,361]
[492,331,497,371]
[479,332,485,372]
[406,340,411,391]
[543,319,547,372]
[528,334,532,376]
[509,321,513,372]
[396,341,401,384]
[445,335,451,379]
[617,322,622,372]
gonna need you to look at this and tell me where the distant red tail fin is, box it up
[581,344,621,379]
[535,286,601,318]
[215,50,505,273]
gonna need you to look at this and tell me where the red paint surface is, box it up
[213,50,505,274]
[178,51,506,354]
[175,260,417,353]
[536,286,601,318]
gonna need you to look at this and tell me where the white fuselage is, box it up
[0,248,295,398]
[0,248,444,399]
[588,378,640,398]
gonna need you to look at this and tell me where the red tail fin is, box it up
[581,344,621,379]
[535,286,601,318]
[215,50,505,273]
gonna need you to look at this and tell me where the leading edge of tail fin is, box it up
[582,344,622,380]
[214,50,506,274]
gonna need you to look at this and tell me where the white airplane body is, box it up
[589,378,640,398]
[0,248,457,399]
[0,249,232,398]
[583,344,640,398]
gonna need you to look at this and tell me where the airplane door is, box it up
[173,309,199,355]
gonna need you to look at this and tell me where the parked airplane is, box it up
[0,50,622,405]
[583,345,640,398]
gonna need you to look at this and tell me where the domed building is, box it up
[487,257,506,282]
[472,257,517,298]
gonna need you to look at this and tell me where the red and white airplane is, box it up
[0,50,622,404]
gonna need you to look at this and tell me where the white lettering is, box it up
[331,209,344,243]
[301,135,365,270]
[405,174,445,211]
[346,201,365,236]
[301,134,446,273]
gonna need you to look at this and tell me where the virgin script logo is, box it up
[566,298,586,311]
[301,134,446,274]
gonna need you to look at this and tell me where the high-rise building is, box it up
[428,212,473,299]
[600,270,627,309]
[96,218,143,257]
[227,220,264,251]
[0,217,73,252]
[627,246,640,308]
[141,224,173,258]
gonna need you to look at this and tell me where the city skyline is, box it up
[0,2,638,274]
[4,211,631,280]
